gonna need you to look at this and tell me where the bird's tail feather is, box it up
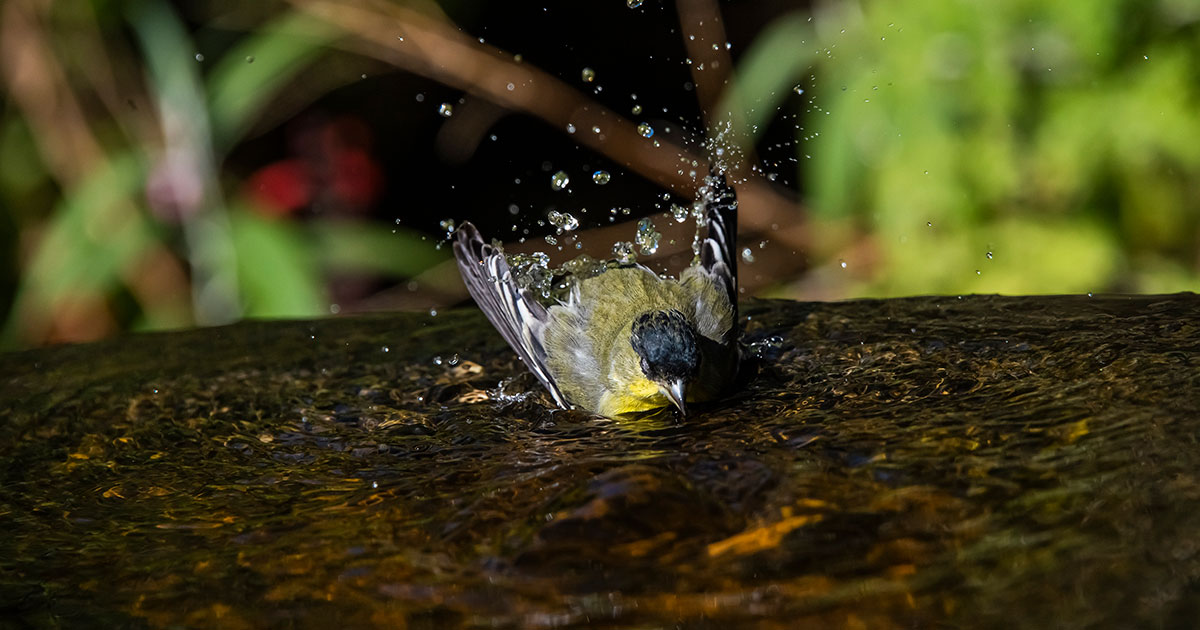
[700,172,738,308]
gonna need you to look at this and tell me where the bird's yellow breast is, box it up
[595,376,665,417]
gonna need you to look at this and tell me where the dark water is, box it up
[2,294,1199,629]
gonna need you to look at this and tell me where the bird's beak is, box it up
[663,380,688,417]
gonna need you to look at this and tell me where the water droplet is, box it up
[927,221,933,227]
[670,204,689,223]
[439,218,456,233]
[566,123,576,134]
[741,247,755,263]
[438,103,454,117]
[635,218,661,255]
[592,125,602,134]
[612,241,637,264]
[548,210,579,231]
[194,53,205,62]
[507,82,515,91]
[637,122,654,138]
[381,346,390,353]
[627,0,643,7]
[433,355,444,365]
[551,170,570,191]
[986,251,993,259]
[429,308,438,317]
[747,335,785,359]
[592,170,611,185]
[581,67,596,82]
[245,55,255,64]
[631,104,643,115]
[793,85,804,95]
[839,260,847,268]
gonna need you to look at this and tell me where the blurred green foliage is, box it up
[0,1,446,348]
[731,0,1200,296]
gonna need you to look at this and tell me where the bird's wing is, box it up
[453,223,570,409]
[699,172,738,313]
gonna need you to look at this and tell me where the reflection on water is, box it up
[1,294,1199,628]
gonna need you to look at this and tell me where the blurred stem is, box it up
[74,0,161,153]
[676,0,734,121]
[128,0,242,325]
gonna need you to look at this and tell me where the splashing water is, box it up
[612,241,637,264]
[548,210,580,232]
[635,217,662,255]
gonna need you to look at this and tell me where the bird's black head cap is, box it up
[630,309,699,382]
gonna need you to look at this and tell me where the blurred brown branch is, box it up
[286,0,809,298]
[677,0,734,124]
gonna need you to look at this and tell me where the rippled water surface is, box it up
[2,294,1199,628]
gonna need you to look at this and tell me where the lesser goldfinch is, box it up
[453,173,739,419]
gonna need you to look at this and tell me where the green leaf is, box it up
[207,12,340,151]
[2,153,153,346]
[229,209,325,318]
[311,220,448,277]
